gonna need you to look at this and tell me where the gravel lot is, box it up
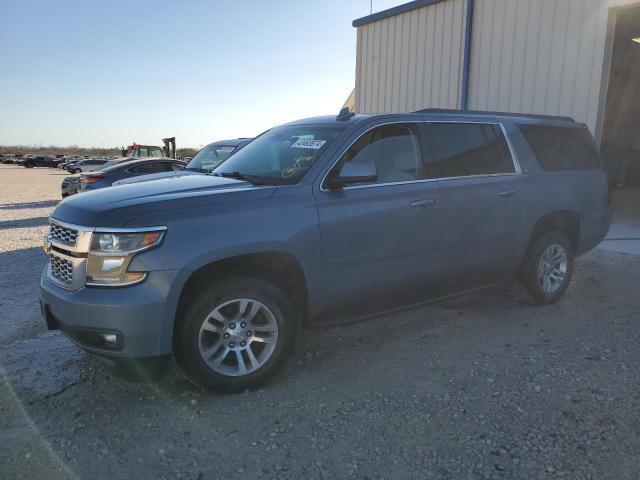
[1,164,639,480]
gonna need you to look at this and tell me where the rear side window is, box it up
[340,123,422,184]
[517,124,601,171]
[423,123,515,179]
[128,162,168,174]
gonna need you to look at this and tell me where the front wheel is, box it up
[174,278,299,393]
[72,169,81,174]
[521,232,574,304]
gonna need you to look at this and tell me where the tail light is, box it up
[82,175,103,185]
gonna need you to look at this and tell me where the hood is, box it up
[52,174,276,227]
[112,169,200,186]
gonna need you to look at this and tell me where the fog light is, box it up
[102,333,118,347]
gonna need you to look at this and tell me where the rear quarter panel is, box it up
[504,120,610,256]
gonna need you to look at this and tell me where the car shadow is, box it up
[0,217,50,230]
[0,200,59,210]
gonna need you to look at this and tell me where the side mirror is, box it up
[327,162,377,189]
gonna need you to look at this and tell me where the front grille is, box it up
[50,255,73,286]
[49,222,78,246]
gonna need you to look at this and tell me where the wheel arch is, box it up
[173,251,310,344]
[524,210,580,260]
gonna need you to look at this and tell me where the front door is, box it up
[314,122,444,317]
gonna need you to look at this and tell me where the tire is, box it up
[174,277,300,393]
[25,162,33,168]
[521,232,574,305]
[73,169,81,174]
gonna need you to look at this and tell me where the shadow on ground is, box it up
[0,217,50,230]
[0,200,59,211]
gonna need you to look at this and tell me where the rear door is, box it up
[422,121,525,287]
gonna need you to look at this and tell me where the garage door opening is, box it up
[601,4,640,225]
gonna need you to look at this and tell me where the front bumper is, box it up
[40,268,190,358]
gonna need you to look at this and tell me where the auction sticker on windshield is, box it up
[290,139,327,150]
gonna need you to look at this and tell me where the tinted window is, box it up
[518,124,601,171]
[340,123,422,184]
[424,123,514,179]
[128,162,168,174]
[170,163,185,171]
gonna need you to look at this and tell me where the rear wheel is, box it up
[521,232,574,304]
[174,277,299,393]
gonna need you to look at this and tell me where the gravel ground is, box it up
[1,164,639,480]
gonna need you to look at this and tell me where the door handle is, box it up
[498,189,518,198]
[410,198,436,208]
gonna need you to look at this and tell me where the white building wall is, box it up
[468,0,638,135]
[355,0,468,113]
[354,0,640,136]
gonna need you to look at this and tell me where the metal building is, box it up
[352,0,640,167]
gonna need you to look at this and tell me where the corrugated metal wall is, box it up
[354,0,640,135]
[355,0,467,113]
[468,0,628,134]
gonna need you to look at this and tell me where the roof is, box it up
[352,0,447,27]
[98,157,177,173]
[413,108,576,123]
[209,138,252,147]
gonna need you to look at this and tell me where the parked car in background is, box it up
[113,138,251,187]
[66,159,109,173]
[41,110,611,393]
[80,158,186,192]
[1,154,16,164]
[61,158,136,197]
[24,155,61,168]
[58,155,83,169]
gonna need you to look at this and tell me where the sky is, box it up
[0,0,406,149]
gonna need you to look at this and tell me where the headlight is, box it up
[86,228,166,287]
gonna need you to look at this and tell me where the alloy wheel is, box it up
[198,298,279,377]
[537,243,568,294]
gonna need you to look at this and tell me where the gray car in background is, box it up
[41,110,611,393]
[61,158,135,198]
[113,138,252,187]
[79,158,186,192]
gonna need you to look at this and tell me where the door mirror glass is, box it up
[328,162,377,189]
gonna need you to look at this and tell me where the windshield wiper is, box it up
[211,171,268,185]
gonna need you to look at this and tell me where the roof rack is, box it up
[413,108,575,122]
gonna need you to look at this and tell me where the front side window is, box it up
[424,123,515,179]
[339,123,422,184]
[187,144,238,172]
[213,125,345,185]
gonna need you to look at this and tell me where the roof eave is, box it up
[352,0,448,27]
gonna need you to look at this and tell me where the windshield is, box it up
[186,144,239,172]
[212,124,345,184]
